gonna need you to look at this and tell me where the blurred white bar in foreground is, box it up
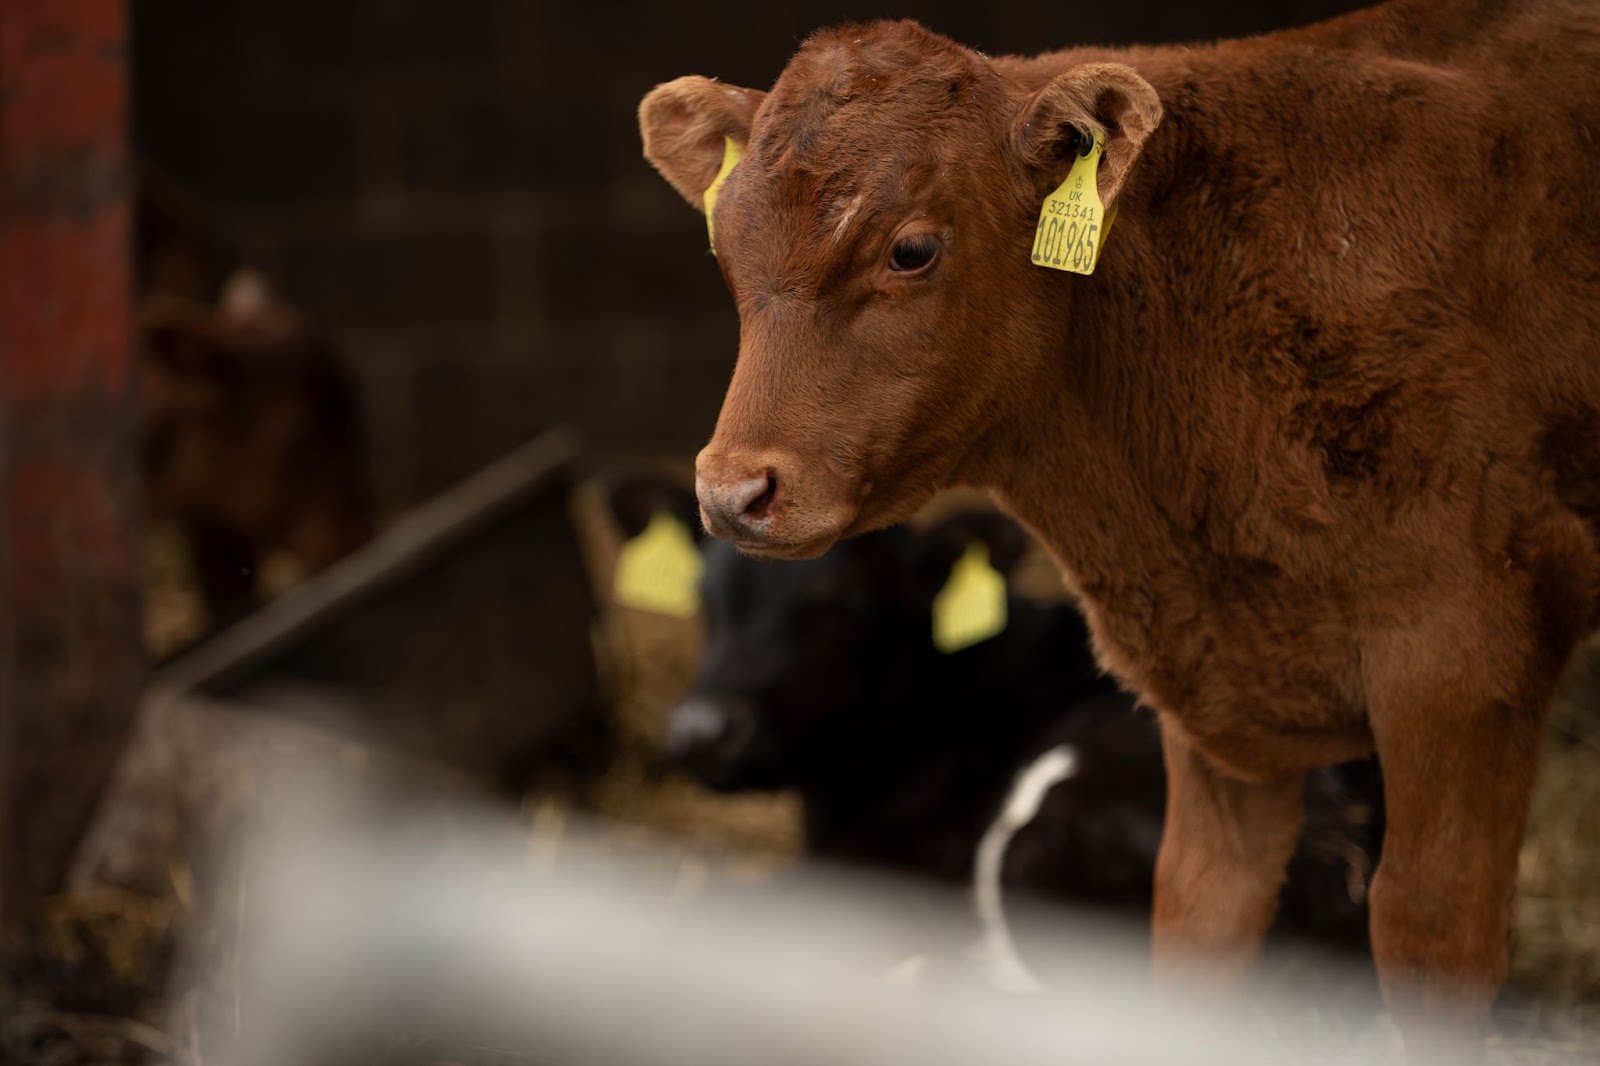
[193,781,1490,1066]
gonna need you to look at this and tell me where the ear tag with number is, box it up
[703,136,744,249]
[1030,130,1114,275]
[613,513,704,619]
[932,543,1008,653]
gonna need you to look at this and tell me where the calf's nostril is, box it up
[695,469,781,537]
[739,474,778,521]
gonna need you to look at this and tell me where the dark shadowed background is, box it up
[132,0,1374,512]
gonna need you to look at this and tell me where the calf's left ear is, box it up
[1013,63,1162,210]
[639,76,765,210]
[915,511,1031,589]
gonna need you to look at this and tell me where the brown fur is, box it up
[639,0,1600,1041]
[141,275,373,620]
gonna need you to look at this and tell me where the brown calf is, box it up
[640,0,1600,1038]
[141,272,373,623]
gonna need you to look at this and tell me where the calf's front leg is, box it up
[1364,636,1550,1037]
[1151,721,1306,983]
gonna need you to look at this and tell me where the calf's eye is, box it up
[889,234,940,273]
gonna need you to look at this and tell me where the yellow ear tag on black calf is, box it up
[704,135,743,249]
[932,543,1008,653]
[614,513,704,619]
[1031,129,1114,275]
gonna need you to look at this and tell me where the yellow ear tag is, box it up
[932,543,1008,653]
[1030,130,1115,275]
[703,135,744,249]
[613,513,704,619]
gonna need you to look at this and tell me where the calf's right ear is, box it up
[639,76,765,209]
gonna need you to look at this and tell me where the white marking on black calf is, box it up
[970,744,1077,993]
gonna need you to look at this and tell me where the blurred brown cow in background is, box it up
[138,170,374,631]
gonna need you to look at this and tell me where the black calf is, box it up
[606,476,1385,978]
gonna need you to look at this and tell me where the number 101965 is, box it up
[1032,200,1101,273]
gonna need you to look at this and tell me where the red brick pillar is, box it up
[0,0,139,924]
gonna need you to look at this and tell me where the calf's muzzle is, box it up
[665,696,769,789]
[695,458,778,541]
[695,446,863,557]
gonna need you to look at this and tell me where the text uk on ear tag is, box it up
[704,136,744,249]
[1031,130,1111,275]
[932,543,1008,653]
[613,513,704,619]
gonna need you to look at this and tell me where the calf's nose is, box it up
[694,460,778,540]
[665,697,756,767]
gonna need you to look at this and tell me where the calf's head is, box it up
[640,21,1160,558]
[141,272,374,574]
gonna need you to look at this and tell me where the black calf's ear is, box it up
[916,511,1031,653]
[917,511,1030,582]
[605,471,704,541]
[606,470,705,620]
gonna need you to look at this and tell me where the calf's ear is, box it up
[639,75,765,209]
[1013,63,1162,210]
[915,511,1031,589]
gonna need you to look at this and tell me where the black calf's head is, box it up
[680,525,926,789]
[607,474,1029,792]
